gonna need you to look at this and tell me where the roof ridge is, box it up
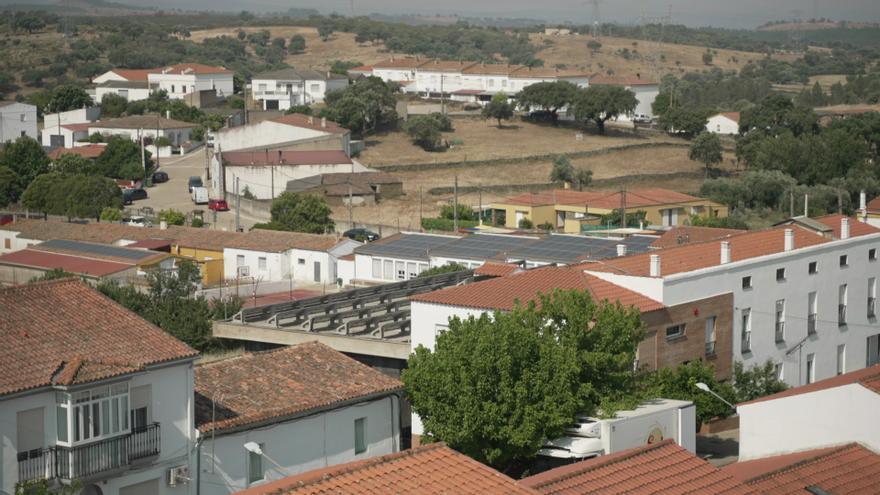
[0,277,80,294]
[195,342,323,368]
[744,443,862,484]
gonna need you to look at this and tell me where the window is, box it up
[806,353,815,384]
[776,268,786,281]
[775,299,785,342]
[808,292,818,335]
[407,262,417,279]
[56,404,68,443]
[130,407,147,431]
[258,83,267,91]
[837,344,846,375]
[354,418,367,455]
[871,248,877,262]
[62,383,129,445]
[808,261,818,274]
[774,363,783,381]
[435,323,449,336]
[839,284,848,326]
[119,89,128,99]
[247,443,264,484]
[236,255,245,266]
[258,257,267,271]
[869,277,877,319]
[396,261,405,280]
[310,83,320,92]
[372,259,382,279]
[742,276,752,290]
[383,260,393,281]
[840,254,849,267]
[741,308,752,352]
[298,258,305,265]
[4,238,10,249]
[20,113,26,122]
[665,324,685,340]
[705,316,716,355]
[171,84,176,93]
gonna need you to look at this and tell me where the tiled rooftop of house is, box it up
[111,68,156,81]
[724,443,880,494]
[194,342,403,433]
[738,364,880,407]
[221,149,352,166]
[411,265,664,313]
[92,115,198,130]
[47,144,106,160]
[0,249,133,277]
[158,63,232,74]
[474,262,522,277]
[233,442,538,495]
[371,57,429,69]
[270,113,348,134]
[650,225,744,249]
[520,439,752,495]
[32,239,168,264]
[0,279,196,396]
[225,228,340,253]
[509,66,592,78]
[418,60,478,72]
[717,111,741,123]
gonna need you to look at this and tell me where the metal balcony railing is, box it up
[741,332,751,353]
[807,313,817,335]
[17,423,160,484]
[775,321,785,342]
[839,304,847,326]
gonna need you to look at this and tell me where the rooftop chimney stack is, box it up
[860,190,867,222]
[160,220,168,230]
[720,241,731,264]
[841,217,850,240]
[616,244,627,257]
[649,254,661,277]
[321,117,327,128]
[784,229,794,252]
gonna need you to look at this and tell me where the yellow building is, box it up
[490,188,728,233]
[161,226,243,287]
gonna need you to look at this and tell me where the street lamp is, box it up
[695,382,737,411]
[244,442,287,473]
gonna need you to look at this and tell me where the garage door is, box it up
[120,478,160,495]
[265,100,279,110]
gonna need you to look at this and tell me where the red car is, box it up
[208,199,230,212]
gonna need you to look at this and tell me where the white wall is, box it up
[373,68,418,83]
[0,102,38,143]
[0,231,41,254]
[198,396,399,495]
[253,78,348,109]
[89,126,193,147]
[738,383,880,460]
[221,161,367,200]
[706,115,739,135]
[96,86,152,103]
[225,248,289,283]
[216,121,337,153]
[353,253,430,283]
[43,107,100,127]
[149,73,234,100]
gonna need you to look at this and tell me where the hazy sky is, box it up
[131,0,880,28]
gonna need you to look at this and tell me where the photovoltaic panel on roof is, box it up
[428,234,539,261]
[354,234,458,261]
[507,234,655,264]
[38,239,157,261]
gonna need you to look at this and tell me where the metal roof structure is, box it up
[354,233,459,262]
[507,234,656,264]
[429,234,539,261]
[36,239,160,262]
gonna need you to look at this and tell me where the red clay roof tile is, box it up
[0,249,133,277]
[473,262,522,277]
[222,150,352,166]
[650,226,744,249]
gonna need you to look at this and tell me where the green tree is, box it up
[702,50,714,65]
[53,153,96,175]
[658,107,708,137]
[689,132,724,176]
[516,81,578,124]
[268,192,335,234]
[100,207,124,222]
[573,168,593,191]
[100,93,129,118]
[318,22,334,41]
[587,40,602,53]
[645,361,736,426]
[733,360,788,403]
[481,93,514,127]
[417,263,469,278]
[0,166,22,207]
[549,155,573,184]
[439,203,476,221]
[322,76,398,136]
[96,137,151,179]
[46,85,92,113]
[21,173,69,216]
[289,34,306,54]
[158,209,186,226]
[64,175,123,220]
[573,85,638,135]
[0,136,50,187]
[404,115,443,151]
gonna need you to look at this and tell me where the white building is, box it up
[214,150,367,201]
[41,106,100,148]
[583,215,880,387]
[215,114,351,155]
[148,63,234,100]
[251,68,348,110]
[370,57,426,85]
[93,68,156,85]
[222,228,360,285]
[589,74,660,120]
[706,112,741,135]
[0,279,198,495]
[0,101,38,143]
[89,115,197,147]
[95,80,152,103]
[194,342,403,495]
[507,66,590,94]
[737,364,880,461]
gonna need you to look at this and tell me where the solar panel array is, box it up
[429,234,538,261]
[355,234,459,261]
[39,239,157,261]
[507,234,655,264]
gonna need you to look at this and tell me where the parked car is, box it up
[208,199,229,211]
[633,114,652,124]
[343,228,380,242]
[152,171,169,183]
[122,188,148,205]
[122,215,151,228]
[206,132,215,149]
[188,176,203,192]
[191,186,209,205]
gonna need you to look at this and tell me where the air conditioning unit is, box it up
[237,265,250,277]
[168,465,190,487]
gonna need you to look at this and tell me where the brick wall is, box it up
[638,292,734,380]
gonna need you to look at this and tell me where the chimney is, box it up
[841,217,850,240]
[616,244,627,257]
[165,110,170,119]
[861,190,867,211]
[321,117,327,128]
[804,194,809,217]
[784,229,794,252]
[277,150,283,164]
[720,241,731,264]
[160,220,168,230]
[649,254,661,277]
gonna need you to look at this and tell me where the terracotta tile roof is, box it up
[650,226,744,248]
[229,229,339,253]
[194,342,402,433]
[521,439,753,495]
[463,63,525,75]
[0,279,196,396]
[111,68,157,81]
[589,74,660,86]
[0,249,132,277]
[812,214,880,238]
[738,364,880,407]
[585,226,834,278]
[269,113,348,134]
[157,63,232,75]
[32,239,168,265]
[725,443,880,495]
[222,150,352,166]
[372,57,430,69]
[61,122,92,132]
[498,189,706,209]
[716,111,741,123]
[510,67,591,79]
[418,60,477,72]
[233,442,538,495]
[411,265,663,312]
[867,196,880,213]
[474,262,522,277]
[348,65,373,72]
[125,238,173,250]
[92,115,198,130]
[47,144,106,160]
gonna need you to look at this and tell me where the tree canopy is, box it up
[516,81,578,123]
[46,85,93,113]
[573,85,638,134]
[322,76,398,136]
[404,115,443,151]
[95,137,152,180]
[0,166,22,207]
[481,93,514,127]
[266,192,335,234]
[0,136,50,187]
[689,132,724,175]
[21,173,122,220]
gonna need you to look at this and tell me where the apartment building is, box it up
[0,279,198,495]
[251,68,348,110]
[583,215,880,387]
[0,101,38,142]
[147,63,234,100]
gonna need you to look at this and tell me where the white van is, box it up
[191,186,209,205]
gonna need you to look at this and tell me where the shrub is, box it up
[421,218,478,231]
[518,218,534,229]
[417,263,469,278]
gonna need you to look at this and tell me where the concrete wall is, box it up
[198,395,399,495]
[738,383,880,460]
[0,102,38,143]
[43,107,100,127]
[352,253,430,284]
[96,86,152,103]
[0,232,39,254]
[216,120,336,153]
[149,73,234,100]
[221,161,368,200]
[706,115,739,135]
[89,126,194,147]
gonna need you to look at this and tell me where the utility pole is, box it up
[270,167,274,200]
[348,180,353,230]
[619,186,626,229]
[790,190,795,218]
[453,174,459,232]
[478,189,483,226]
[235,176,241,232]
[418,186,423,231]
[140,130,146,177]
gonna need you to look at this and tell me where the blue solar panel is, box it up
[39,239,157,261]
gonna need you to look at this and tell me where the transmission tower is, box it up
[587,0,601,39]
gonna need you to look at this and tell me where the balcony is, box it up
[807,313,817,335]
[869,297,876,319]
[705,340,716,356]
[741,332,751,353]
[839,304,847,326]
[775,321,785,343]
[18,423,160,484]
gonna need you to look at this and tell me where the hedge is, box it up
[421,217,479,232]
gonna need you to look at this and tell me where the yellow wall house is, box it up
[491,188,728,233]
[162,226,244,287]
